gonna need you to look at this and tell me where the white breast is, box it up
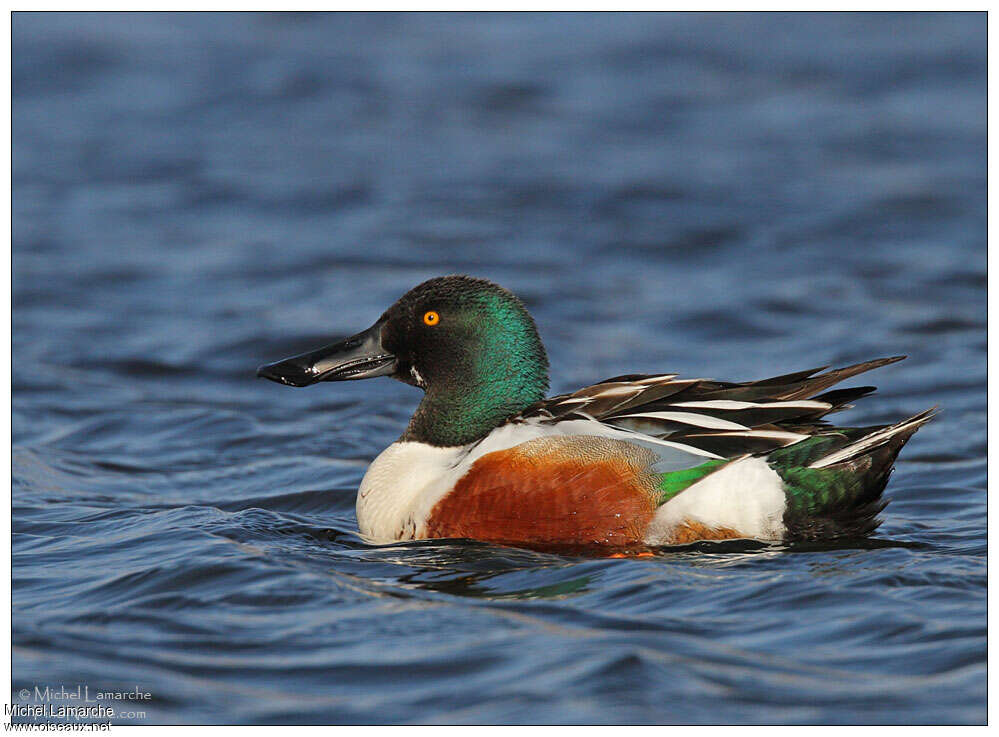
[355,422,569,542]
[356,442,460,542]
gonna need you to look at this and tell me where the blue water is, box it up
[13,13,986,725]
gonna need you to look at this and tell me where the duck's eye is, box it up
[422,310,440,326]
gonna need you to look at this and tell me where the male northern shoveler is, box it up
[257,275,932,550]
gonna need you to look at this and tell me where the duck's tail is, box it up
[767,408,935,541]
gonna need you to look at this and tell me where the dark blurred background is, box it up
[13,13,986,725]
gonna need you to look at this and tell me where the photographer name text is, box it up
[17,687,150,703]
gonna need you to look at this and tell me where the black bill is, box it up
[256,321,396,387]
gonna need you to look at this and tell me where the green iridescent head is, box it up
[257,275,550,447]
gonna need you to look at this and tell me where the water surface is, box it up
[13,12,986,724]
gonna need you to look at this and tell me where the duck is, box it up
[257,274,932,551]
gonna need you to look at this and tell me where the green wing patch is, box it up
[656,460,728,506]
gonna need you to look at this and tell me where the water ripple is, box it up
[12,12,985,725]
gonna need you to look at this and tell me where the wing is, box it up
[516,356,906,460]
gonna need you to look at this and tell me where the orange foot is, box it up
[607,551,656,559]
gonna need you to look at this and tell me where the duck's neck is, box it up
[401,336,549,448]
[402,377,545,447]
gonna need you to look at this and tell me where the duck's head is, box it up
[257,275,549,447]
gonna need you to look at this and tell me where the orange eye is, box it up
[423,310,440,326]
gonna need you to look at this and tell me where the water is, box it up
[12,13,986,725]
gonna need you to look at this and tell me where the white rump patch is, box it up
[643,457,786,545]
